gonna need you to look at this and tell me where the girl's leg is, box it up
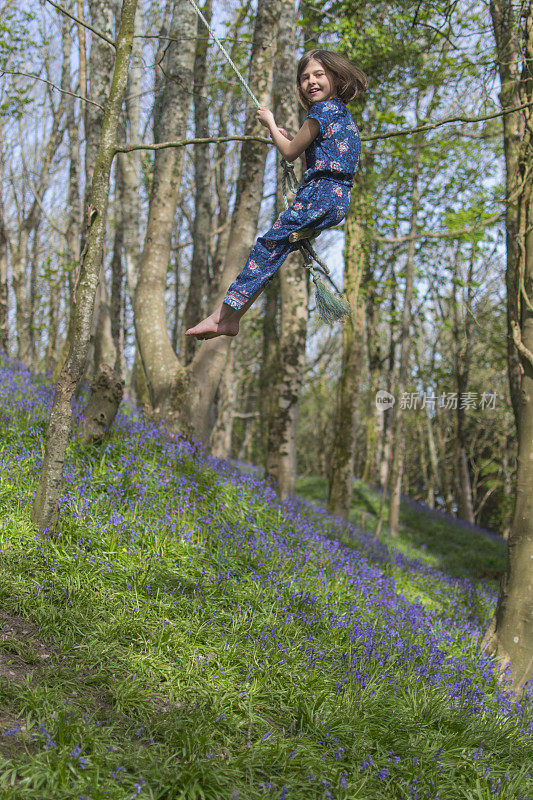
[186,181,349,339]
[186,232,294,340]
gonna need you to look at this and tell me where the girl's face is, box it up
[299,58,336,104]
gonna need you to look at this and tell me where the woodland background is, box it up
[0,0,519,539]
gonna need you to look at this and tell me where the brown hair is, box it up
[296,49,369,110]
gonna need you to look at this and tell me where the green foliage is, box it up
[0,5,39,118]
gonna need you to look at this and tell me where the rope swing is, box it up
[186,0,351,323]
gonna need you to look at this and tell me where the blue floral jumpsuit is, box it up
[224,97,361,310]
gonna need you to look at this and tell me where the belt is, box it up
[301,172,353,188]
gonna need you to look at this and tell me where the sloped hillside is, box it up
[0,356,531,800]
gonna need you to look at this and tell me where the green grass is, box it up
[296,476,506,583]
[0,362,531,800]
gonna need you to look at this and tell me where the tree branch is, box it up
[511,319,533,369]
[28,176,67,238]
[362,101,532,143]
[1,70,104,109]
[115,102,533,157]
[373,211,503,244]
[115,134,272,153]
[44,0,116,49]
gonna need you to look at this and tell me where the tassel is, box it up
[313,276,351,323]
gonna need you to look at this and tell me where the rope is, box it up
[185,0,300,224]
[186,0,260,109]
[280,160,343,294]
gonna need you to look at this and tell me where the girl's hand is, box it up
[257,107,276,129]
[262,117,319,163]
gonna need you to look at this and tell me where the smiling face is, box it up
[299,58,337,105]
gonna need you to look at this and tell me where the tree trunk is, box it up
[93,268,116,375]
[482,0,533,693]
[209,102,231,303]
[171,225,182,354]
[137,0,279,443]
[185,0,280,445]
[490,0,524,431]
[453,245,475,523]
[85,0,114,184]
[110,186,125,378]
[424,403,439,509]
[87,0,117,376]
[416,414,429,503]
[28,222,41,367]
[81,363,125,445]
[134,0,197,412]
[264,0,307,499]
[210,341,236,458]
[328,196,367,517]
[361,287,381,485]
[119,3,144,398]
[259,275,280,461]
[46,280,60,370]
[63,5,82,284]
[0,162,8,354]
[52,9,82,380]
[434,408,455,513]
[31,0,139,532]
[183,0,213,365]
[11,225,32,363]
[378,260,398,490]
[388,137,421,537]
[77,0,87,133]
[119,0,142,297]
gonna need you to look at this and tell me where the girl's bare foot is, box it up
[185,306,240,339]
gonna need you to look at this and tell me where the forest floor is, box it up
[0,355,531,800]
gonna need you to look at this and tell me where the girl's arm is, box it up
[257,108,319,162]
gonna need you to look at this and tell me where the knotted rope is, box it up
[186,0,350,323]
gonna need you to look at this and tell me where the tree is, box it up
[0,128,7,354]
[482,0,533,693]
[183,0,213,365]
[134,0,280,445]
[490,0,524,430]
[86,0,116,376]
[387,134,421,537]
[264,0,308,499]
[32,0,139,531]
[327,191,368,518]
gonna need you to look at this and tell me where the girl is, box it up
[186,49,368,339]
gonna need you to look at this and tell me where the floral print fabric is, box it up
[224,99,360,310]
[304,98,361,187]
[224,179,351,310]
